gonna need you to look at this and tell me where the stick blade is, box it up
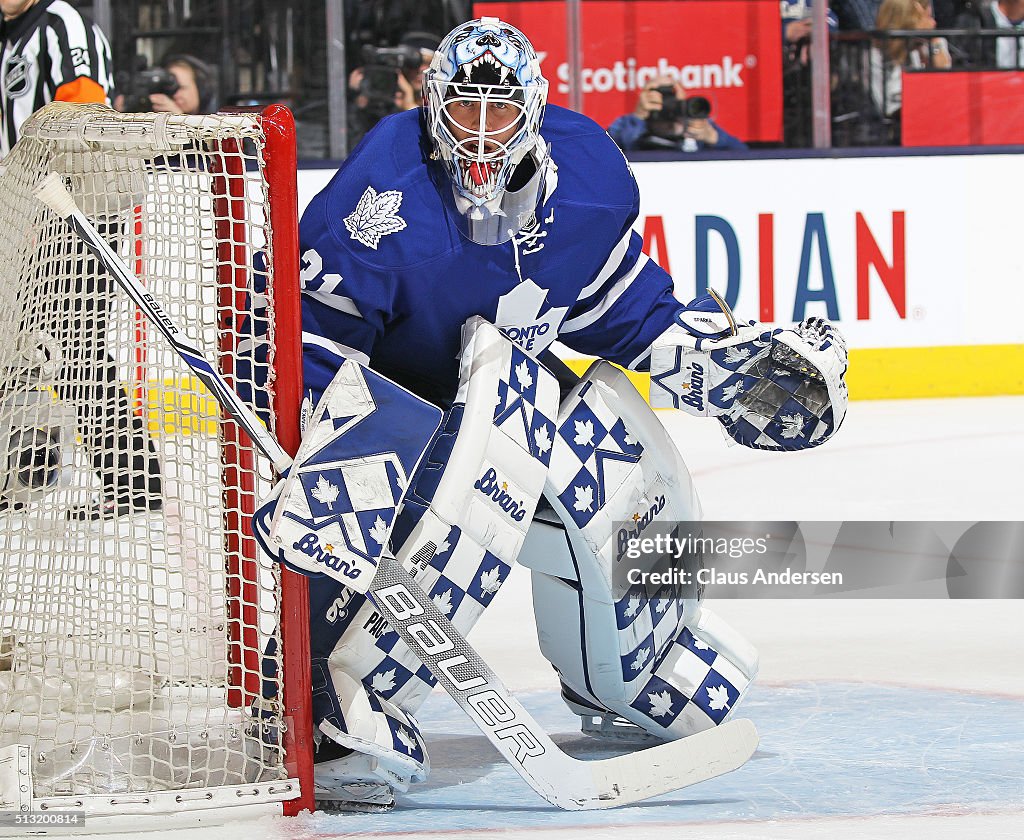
[558,718,758,810]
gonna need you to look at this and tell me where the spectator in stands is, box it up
[347,31,439,149]
[782,0,839,50]
[608,77,747,152]
[781,1,839,146]
[149,54,218,115]
[870,0,951,127]
[955,0,1024,67]
[833,0,885,28]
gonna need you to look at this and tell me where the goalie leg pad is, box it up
[528,521,759,739]
[525,360,758,739]
[307,318,561,716]
[312,658,429,793]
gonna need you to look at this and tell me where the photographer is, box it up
[608,78,747,152]
[348,31,438,149]
[116,54,216,115]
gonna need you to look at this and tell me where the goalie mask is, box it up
[424,18,550,246]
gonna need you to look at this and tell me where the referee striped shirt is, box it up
[0,0,113,157]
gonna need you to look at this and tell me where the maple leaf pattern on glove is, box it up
[534,424,552,455]
[515,360,533,390]
[479,567,503,594]
[574,484,594,513]
[368,515,389,546]
[573,419,595,446]
[396,726,416,753]
[631,647,651,671]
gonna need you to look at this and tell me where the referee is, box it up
[1,0,114,154]
[2,0,163,519]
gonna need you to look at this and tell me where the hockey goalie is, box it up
[253,17,848,812]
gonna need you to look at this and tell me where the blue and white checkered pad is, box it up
[365,689,427,766]
[615,586,687,687]
[628,625,749,731]
[493,345,556,467]
[275,362,442,572]
[359,524,514,708]
[550,381,645,529]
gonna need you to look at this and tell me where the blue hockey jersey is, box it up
[299,104,683,408]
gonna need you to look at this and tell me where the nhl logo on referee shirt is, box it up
[3,55,31,98]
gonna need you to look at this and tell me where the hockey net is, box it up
[0,103,312,819]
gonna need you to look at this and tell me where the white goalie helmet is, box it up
[423,17,550,245]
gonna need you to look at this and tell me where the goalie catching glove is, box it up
[650,293,848,451]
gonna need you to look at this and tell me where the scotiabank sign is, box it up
[473,0,783,143]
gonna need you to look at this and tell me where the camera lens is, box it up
[685,96,711,120]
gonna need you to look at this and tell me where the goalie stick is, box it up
[35,172,759,810]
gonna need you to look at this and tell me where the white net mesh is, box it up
[0,104,290,802]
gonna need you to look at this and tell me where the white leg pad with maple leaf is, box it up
[315,664,429,793]
[523,360,759,740]
[314,316,561,722]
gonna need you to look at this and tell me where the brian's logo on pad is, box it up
[474,467,527,522]
[293,533,364,581]
[681,362,705,412]
[615,495,667,561]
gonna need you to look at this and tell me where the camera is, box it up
[119,65,179,112]
[649,86,712,123]
[359,44,423,108]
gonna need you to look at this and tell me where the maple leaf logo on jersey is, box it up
[344,186,407,250]
[494,279,569,353]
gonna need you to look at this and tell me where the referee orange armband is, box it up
[54,76,107,105]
